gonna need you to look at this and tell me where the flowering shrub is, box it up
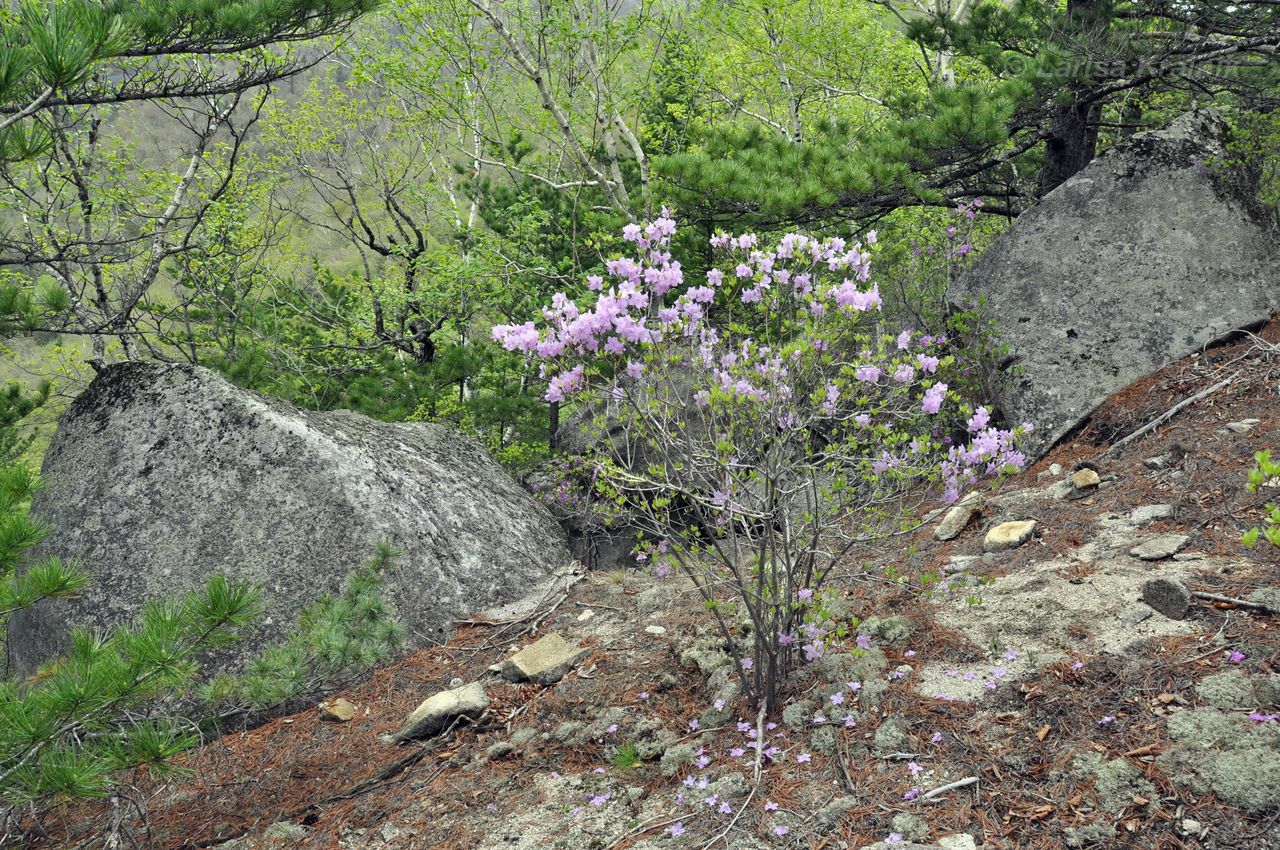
[494,211,1028,710]
[1243,449,1280,549]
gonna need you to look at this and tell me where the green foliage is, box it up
[1243,450,1280,550]
[0,459,260,817]
[0,0,377,161]
[204,541,406,711]
[0,381,48,469]
[0,466,89,624]
[609,741,642,770]
[1223,110,1280,218]
[0,391,403,836]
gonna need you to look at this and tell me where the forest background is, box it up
[0,0,1277,469]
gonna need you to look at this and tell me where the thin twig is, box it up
[1192,591,1277,614]
[699,783,758,849]
[752,704,767,784]
[921,776,979,800]
[1103,375,1236,457]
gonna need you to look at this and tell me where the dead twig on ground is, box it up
[921,776,979,801]
[1104,375,1236,457]
[1192,591,1277,614]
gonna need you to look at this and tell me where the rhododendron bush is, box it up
[495,211,1028,710]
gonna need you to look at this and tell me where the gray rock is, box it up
[1246,587,1280,613]
[396,681,489,741]
[1121,606,1153,627]
[9,363,569,676]
[1218,418,1261,435]
[500,632,589,685]
[1142,577,1191,619]
[934,501,983,541]
[1130,534,1190,561]
[983,520,1037,552]
[937,836,978,850]
[949,111,1280,459]
[1047,479,1076,500]
[1131,504,1174,524]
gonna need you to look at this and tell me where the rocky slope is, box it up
[38,321,1280,850]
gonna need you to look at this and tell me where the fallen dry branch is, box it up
[922,776,979,800]
[1104,374,1236,457]
[1192,591,1277,614]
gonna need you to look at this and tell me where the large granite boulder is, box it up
[950,111,1280,458]
[9,362,570,675]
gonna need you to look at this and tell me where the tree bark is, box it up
[1038,0,1106,195]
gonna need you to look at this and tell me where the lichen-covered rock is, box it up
[949,111,1280,458]
[1072,751,1157,815]
[1195,669,1259,709]
[815,796,856,829]
[891,813,930,842]
[873,718,909,753]
[9,362,570,675]
[1159,708,1280,810]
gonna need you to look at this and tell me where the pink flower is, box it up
[669,822,686,837]
[1228,651,1246,664]
[773,825,790,836]
[796,752,811,763]
[922,383,948,414]
[764,800,779,811]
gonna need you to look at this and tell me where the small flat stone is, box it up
[320,697,357,722]
[1221,418,1260,435]
[1142,577,1191,619]
[1049,463,1063,477]
[644,624,667,635]
[1130,534,1190,561]
[983,520,1037,553]
[499,632,589,685]
[934,501,983,541]
[938,836,979,850]
[1121,606,1154,626]
[577,609,595,622]
[395,681,489,741]
[1071,468,1101,490]
[1144,454,1169,469]
[1131,504,1173,524]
